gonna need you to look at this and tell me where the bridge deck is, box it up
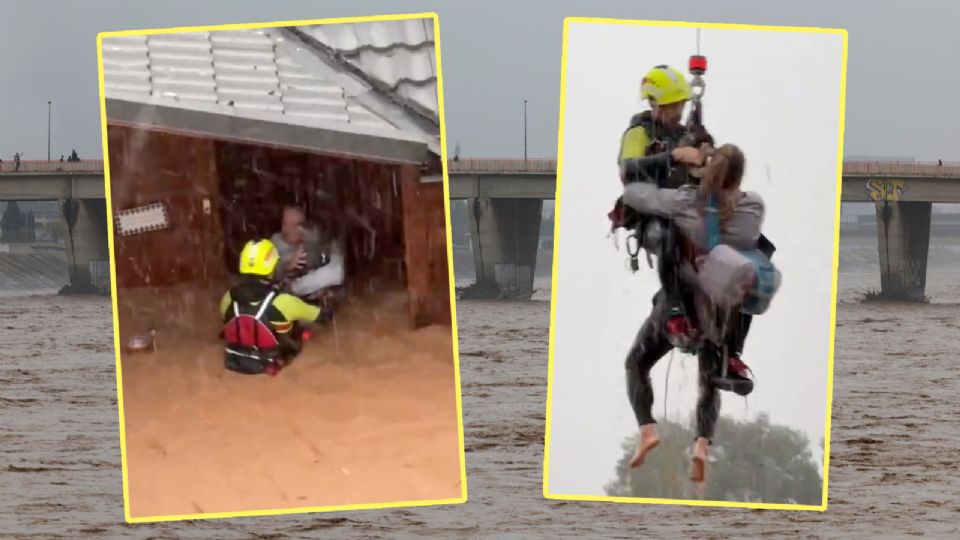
[448,158,960,203]
[0,161,106,201]
[447,158,960,178]
[5,158,960,203]
[0,160,104,174]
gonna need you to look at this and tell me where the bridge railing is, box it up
[4,157,959,178]
[0,159,104,174]
[447,158,558,173]
[842,160,960,177]
[448,158,960,178]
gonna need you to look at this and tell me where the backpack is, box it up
[222,290,281,375]
[698,195,781,315]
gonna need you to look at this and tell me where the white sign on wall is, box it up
[116,203,169,236]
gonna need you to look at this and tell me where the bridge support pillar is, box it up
[60,198,110,294]
[875,200,931,301]
[469,198,543,296]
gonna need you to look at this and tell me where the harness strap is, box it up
[254,291,277,321]
[225,347,273,360]
[704,194,720,250]
[700,193,729,376]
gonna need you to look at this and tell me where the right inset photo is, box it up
[544,19,847,510]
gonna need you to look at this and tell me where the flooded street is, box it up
[119,292,461,518]
[1,263,959,536]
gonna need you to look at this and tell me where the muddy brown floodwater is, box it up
[119,291,462,518]
[2,272,960,537]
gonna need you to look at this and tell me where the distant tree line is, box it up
[605,413,823,506]
[1,201,37,242]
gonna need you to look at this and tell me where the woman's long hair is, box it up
[698,144,746,223]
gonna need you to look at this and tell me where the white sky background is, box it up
[547,22,844,496]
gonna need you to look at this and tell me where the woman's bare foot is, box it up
[629,424,661,468]
[690,437,709,483]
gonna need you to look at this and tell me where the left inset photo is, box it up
[97,13,466,522]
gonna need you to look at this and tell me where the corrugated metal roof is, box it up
[102,19,440,156]
[297,19,439,118]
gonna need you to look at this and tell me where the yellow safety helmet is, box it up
[640,65,692,106]
[239,238,280,277]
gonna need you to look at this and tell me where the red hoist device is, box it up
[685,32,709,142]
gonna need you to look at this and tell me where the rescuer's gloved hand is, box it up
[671,146,705,166]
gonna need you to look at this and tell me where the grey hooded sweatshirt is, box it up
[622,183,764,251]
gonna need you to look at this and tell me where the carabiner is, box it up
[626,231,641,258]
[625,232,642,272]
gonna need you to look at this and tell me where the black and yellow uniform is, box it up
[220,278,326,374]
[615,110,695,320]
[618,110,691,188]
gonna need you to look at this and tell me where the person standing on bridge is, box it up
[13,152,21,172]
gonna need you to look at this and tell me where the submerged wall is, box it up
[107,124,452,339]
[400,166,452,327]
[107,125,226,341]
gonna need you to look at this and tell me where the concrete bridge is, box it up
[0,160,108,293]
[5,157,954,299]
[450,158,960,300]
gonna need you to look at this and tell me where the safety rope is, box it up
[663,349,675,420]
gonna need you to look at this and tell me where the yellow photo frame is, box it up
[543,17,848,511]
[96,12,467,523]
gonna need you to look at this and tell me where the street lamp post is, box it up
[523,99,528,162]
[47,101,52,161]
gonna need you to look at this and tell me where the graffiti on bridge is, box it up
[867,179,907,202]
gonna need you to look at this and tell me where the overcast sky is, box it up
[0,0,958,162]
[545,21,842,497]
[0,0,953,506]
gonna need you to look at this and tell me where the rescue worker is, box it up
[621,144,763,483]
[611,66,709,346]
[220,238,333,375]
[611,65,761,381]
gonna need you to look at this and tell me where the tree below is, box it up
[1,201,24,242]
[605,413,822,505]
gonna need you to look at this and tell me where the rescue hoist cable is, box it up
[664,28,718,415]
